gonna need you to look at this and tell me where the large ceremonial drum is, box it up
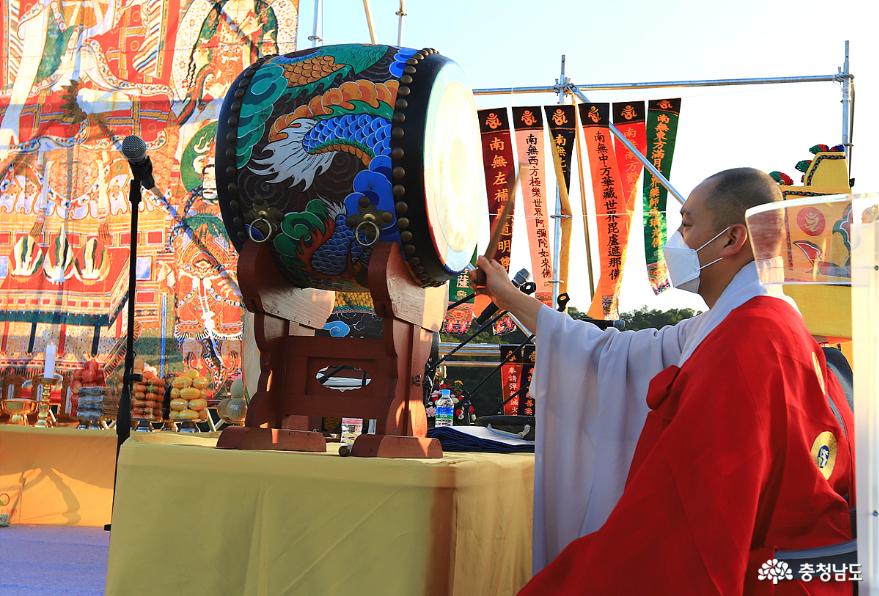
[216,44,484,291]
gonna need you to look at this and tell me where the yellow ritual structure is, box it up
[775,148,853,360]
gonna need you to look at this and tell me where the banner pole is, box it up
[550,55,567,307]
[362,0,377,44]
[569,86,685,205]
[571,94,595,301]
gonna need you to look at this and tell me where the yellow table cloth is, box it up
[105,440,534,596]
[0,425,217,527]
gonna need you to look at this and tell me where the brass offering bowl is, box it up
[2,398,37,425]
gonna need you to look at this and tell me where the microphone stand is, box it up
[425,281,538,381]
[468,293,569,414]
[426,307,510,378]
[104,176,146,531]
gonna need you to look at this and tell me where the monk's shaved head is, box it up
[700,167,783,231]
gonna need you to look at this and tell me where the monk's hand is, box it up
[469,256,519,310]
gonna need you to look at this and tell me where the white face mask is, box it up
[662,226,730,293]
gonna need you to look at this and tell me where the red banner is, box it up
[612,102,647,212]
[478,108,517,271]
[500,345,535,415]
[579,103,630,320]
[512,107,552,304]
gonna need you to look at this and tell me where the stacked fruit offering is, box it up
[72,359,111,427]
[131,364,165,422]
[170,370,211,423]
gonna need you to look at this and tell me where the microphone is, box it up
[474,268,529,325]
[121,135,155,189]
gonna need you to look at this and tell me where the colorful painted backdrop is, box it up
[0,0,299,385]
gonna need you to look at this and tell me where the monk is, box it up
[472,168,854,594]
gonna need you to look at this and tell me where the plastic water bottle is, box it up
[435,389,454,428]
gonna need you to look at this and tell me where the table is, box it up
[105,440,534,596]
[0,425,217,527]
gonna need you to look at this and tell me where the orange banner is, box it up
[512,107,552,304]
[579,103,630,319]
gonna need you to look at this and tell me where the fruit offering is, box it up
[169,369,212,423]
[71,359,106,395]
[71,359,115,429]
[131,358,166,422]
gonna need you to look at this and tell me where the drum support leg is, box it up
[217,241,444,458]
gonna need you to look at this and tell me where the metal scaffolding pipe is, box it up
[841,40,852,168]
[474,73,842,96]
[308,0,323,47]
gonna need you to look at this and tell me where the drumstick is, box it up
[474,168,522,285]
[484,168,521,261]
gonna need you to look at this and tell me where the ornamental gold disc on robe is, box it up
[811,431,837,480]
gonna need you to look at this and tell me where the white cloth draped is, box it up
[531,261,797,572]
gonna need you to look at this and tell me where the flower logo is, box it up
[758,559,793,584]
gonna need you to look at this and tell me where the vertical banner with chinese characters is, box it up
[579,103,630,320]
[544,104,577,298]
[478,108,517,271]
[500,344,535,416]
[612,102,647,212]
[475,108,517,323]
[443,249,477,334]
[642,98,682,294]
[512,107,552,304]
[544,105,577,191]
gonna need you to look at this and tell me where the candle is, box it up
[44,342,57,379]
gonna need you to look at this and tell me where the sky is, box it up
[295,0,876,314]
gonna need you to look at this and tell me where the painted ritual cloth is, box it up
[0,0,300,384]
[524,296,853,594]
[642,98,681,295]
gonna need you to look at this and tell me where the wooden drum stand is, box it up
[217,240,445,458]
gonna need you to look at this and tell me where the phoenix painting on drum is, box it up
[0,0,299,386]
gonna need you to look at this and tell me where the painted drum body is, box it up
[216,44,483,291]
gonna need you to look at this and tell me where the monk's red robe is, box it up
[520,296,854,595]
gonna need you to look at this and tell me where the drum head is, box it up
[394,55,483,283]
